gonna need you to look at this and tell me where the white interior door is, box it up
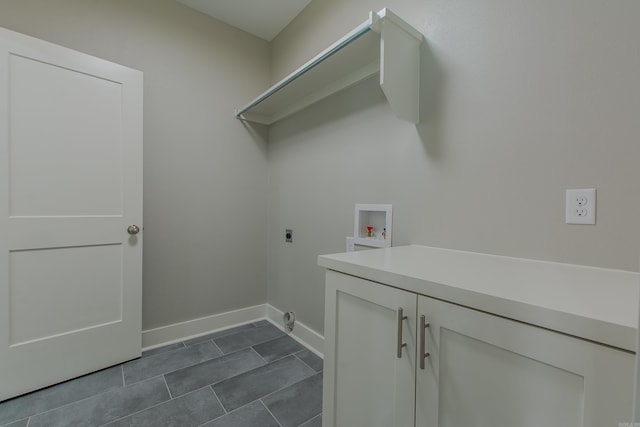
[0,27,143,401]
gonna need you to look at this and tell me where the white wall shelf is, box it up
[235,8,423,125]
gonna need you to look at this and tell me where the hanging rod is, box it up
[234,13,379,119]
[234,8,423,125]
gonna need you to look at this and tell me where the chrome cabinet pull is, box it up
[396,308,408,358]
[419,314,430,369]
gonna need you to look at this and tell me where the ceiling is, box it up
[176,0,312,41]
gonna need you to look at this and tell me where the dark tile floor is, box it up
[0,320,323,427]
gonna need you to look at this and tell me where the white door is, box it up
[416,295,634,427]
[323,270,416,427]
[0,27,143,401]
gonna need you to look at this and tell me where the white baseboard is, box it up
[265,304,324,358]
[142,304,267,350]
[141,303,325,358]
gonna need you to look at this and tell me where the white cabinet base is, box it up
[322,269,635,427]
[418,296,634,427]
[323,270,416,427]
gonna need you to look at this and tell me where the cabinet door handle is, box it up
[420,314,431,369]
[396,308,408,358]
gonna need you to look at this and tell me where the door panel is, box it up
[323,271,416,427]
[416,295,634,427]
[9,244,123,345]
[0,27,143,401]
[437,328,584,427]
[8,53,123,217]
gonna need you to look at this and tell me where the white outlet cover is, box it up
[566,188,596,224]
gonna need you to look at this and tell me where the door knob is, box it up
[127,224,140,235]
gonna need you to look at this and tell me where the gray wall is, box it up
[0,0,271,331]
[2,0,638,340]
[267,0,640,334]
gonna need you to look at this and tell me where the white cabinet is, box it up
[322,269,635,427]
[323,270,417,427]
[417,296,634,427]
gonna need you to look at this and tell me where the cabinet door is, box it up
[323,270,417,427]
[416,296,634,427]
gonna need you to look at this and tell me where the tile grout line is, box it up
[93,378,174,426]
[193,393,253,427]
[207,355,269,391]
[205,353,319,421]
[0,417,29,427]
[205,350,318,399]
[215,331,287,356]
[167,346,271,399]
[32,375,176,427]
[125,343,229,387]
[300,413,322,427]
[183,323,260,348]
[216,346,300,389]
[291,352,309,370]
[209,385,227,414]
[184,386,230,427]
[179,344,308,396]
[270,352,301,366]
[10,376,127,427]
[250,335,313,366]
[210,339,224,355]
[1,345,225,423]
[250,345,269,364]
[94,385,210,427]
[0,366,128,426]
[142,341,187,357]
[251,368,321,411]
[162,375,173,400]
[292,352,323,374]
[260,399,284,427]
[165,345,287,401]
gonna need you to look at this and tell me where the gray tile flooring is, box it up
[0,320,323,427]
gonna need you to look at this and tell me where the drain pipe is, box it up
[283,311,296,333]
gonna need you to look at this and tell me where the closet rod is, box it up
[235,20,374,119]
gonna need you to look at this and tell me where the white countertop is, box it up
[318,245,639,352]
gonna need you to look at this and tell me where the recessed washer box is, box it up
[353,204,392,248]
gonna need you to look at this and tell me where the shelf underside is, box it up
[237,30,380,125]
[235,8,422,126]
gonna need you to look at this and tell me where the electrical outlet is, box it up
[566,189,596,224]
